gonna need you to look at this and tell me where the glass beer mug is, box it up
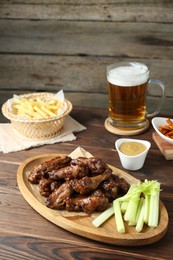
[107,62,165,129]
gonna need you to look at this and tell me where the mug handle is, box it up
[147,79,166,118]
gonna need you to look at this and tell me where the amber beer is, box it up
[107,62,150,128]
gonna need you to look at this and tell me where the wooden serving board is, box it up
[17,153,169,246]
[153,132,173,160]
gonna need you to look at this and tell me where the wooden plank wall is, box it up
[0,0,173,122]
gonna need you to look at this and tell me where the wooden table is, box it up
[0,106,172,260]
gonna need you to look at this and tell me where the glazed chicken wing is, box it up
[99,175,129,201]
[99,177,119,202]
[48,159,89,180]
[66,194,109,214]
[27,155,130,214]
[78,157,110,175]
[46,181,73,209]
[28,156,71,184]
[38,178,63,197]
[71,169,112,195]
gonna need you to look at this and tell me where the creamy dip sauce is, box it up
[119,141,146,156]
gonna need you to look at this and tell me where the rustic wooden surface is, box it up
[17,153,168,247]
[0,0,173,119]
[0,106,173,259]
[153,132,173,160]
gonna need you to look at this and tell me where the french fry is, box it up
[40,105,57,117]
[12,96,63,119]
[33,106,48,117]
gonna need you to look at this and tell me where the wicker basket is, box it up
[2,92,73,140]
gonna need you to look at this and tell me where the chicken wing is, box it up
[28,156,71,184]
[99,175,129,201]
[66,194,109,214]
[71,168,111,195]
[46,181,73,209]
[38,178,63,197]
[78,157,110,175]
[48,159,89,181]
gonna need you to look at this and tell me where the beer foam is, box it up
[107,62,149,86]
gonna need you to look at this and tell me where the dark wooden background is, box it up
[0,0,173,122]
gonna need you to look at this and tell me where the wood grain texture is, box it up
[0,0,173,116]
[0,20,172,58]
[0,234,146,260]
[153,132,173,160]
[0,55,172,95]
[1,1,173,22]
[0,107,173,259]
[16,153,168,246]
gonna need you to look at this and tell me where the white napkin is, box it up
[69,146,93,159]
[0,116,86,153]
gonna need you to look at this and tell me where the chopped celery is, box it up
[139,180,160,228]
[121,201,128,213]
[128,220,137,226]
[136,198,145,232]
[113,199,125,233]
[92,206,114,227]
[148,185,160,227]
[144,193,150,224]
[92,179,161,234]
[124,191,140,222]
[135,197,144,224]
[121,183,137,213]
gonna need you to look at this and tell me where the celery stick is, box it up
[144,194,150,224]
[138,179,161,228]
[124,192,140,222]
[121,201,128,213]
[92,206,114,227]
[113,199,125,233]
[119,183,138,202]
[128,220,136,226]
[128,197,144,226]
[136,198,145,232]
[148,189,160,227]
[154,189,160,227]
[120,184,137,213]
[135,197,144,224]
[92,179,161,233]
